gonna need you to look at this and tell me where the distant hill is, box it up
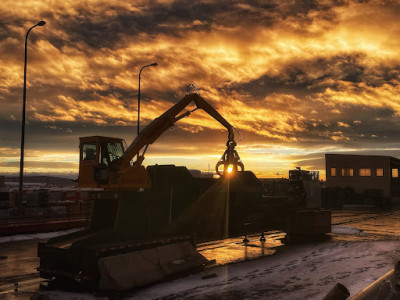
[5,176,76,186]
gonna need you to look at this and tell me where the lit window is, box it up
[392,169,399,178]
[376,168,384,177]
[341,168,354,176]
[331,168,336,176]
[359,168,371,176]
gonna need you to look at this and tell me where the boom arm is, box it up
[115,93,243,175]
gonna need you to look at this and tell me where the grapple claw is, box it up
[215,139,244,176]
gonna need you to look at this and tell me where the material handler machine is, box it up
[38,93,246,290]
[38,92,330,291]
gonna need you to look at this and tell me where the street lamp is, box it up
[137,62,158,136]
[18,20,46,211]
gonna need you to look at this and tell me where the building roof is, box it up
[326,153,400,160]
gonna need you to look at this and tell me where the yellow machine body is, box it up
[78,136,151,190]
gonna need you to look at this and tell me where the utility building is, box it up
[325,154,400,200]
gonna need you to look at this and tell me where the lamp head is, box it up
[151,62,158,67]
[37,21,46,26]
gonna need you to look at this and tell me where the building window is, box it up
[341,168,354,176]
[331,168,336,176]
[359,168,371,176]
[376,168,384,177]
[392,169,399,178]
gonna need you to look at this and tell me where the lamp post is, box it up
[137,62,158,136]
[18,20,46,211]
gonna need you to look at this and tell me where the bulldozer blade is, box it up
[98,240,207,291]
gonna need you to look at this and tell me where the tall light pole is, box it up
[18,20,46,211]
[137,62,158,136]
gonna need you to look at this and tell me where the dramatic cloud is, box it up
[2,0,400,178]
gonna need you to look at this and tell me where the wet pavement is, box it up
[331,206,400,241]
[0,239,43,299]
[1,206,400,298]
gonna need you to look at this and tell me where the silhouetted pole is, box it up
[137,62,158,136]
[18,20,46,211]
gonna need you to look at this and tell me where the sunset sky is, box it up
[2,0,400,179]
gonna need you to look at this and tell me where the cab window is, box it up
[100,142,124,166]
[82,143,96,161]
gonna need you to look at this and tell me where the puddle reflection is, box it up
[197,232,285,266]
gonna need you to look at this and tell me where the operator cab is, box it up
[79,136,125,187]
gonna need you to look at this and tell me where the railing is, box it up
[0,201,94,234]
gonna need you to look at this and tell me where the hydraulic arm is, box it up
[115,93,244,175]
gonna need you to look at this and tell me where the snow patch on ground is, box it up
[332,225,363,235]
[130,240,400,300]
[0,228,83,244]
